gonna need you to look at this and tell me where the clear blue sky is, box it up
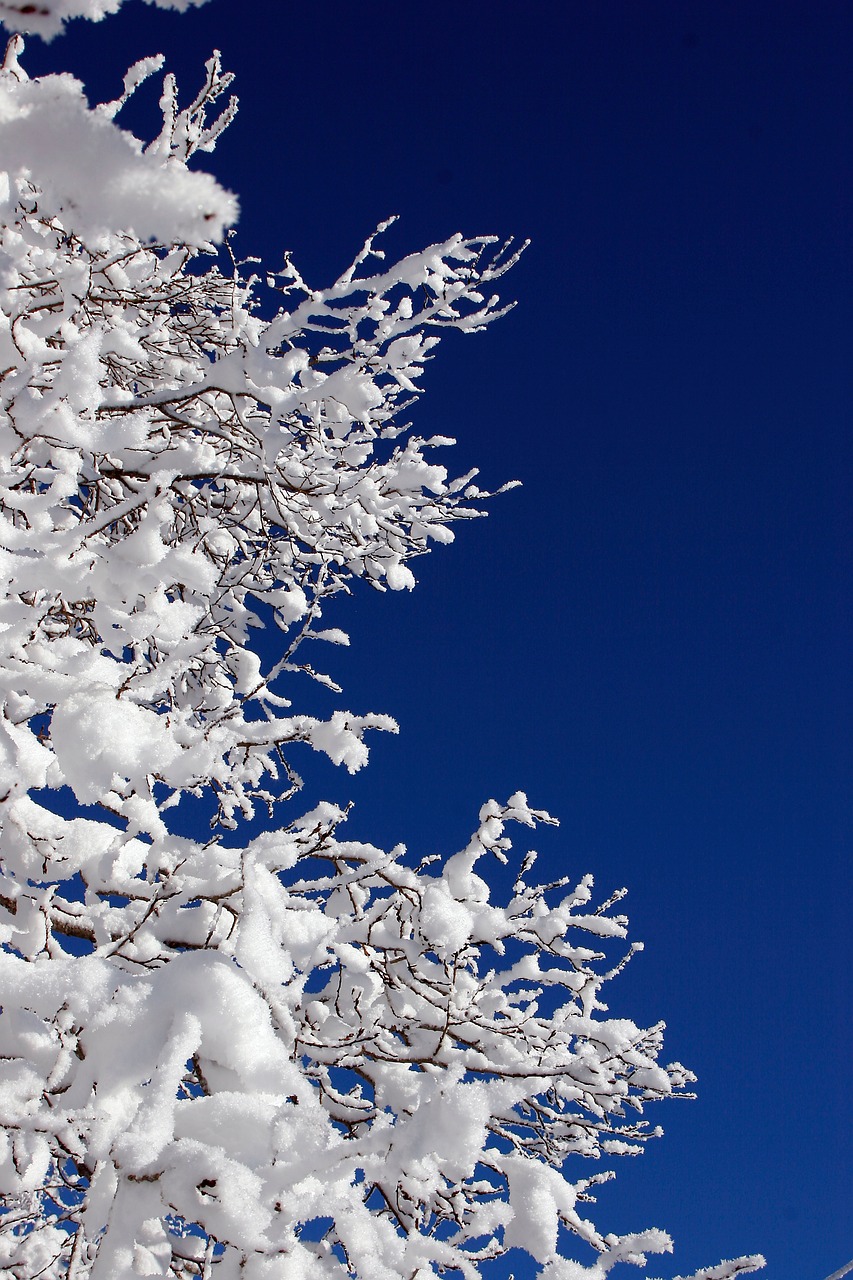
[25,2,852,1276]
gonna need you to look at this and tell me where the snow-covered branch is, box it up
[0,6,765,1280]
[0,37,237,243]
[0,796,701,1279]
[0,139,522,840]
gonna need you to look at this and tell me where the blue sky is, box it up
[24,1,852,1276]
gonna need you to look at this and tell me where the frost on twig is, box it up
[655,1255,767,1280]
[823,1262,853,1280]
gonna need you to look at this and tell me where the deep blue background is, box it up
[20,1,852,1276]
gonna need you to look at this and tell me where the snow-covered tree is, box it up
[0,4,765,1278]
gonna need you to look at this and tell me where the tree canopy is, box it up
[0,5,765,1279]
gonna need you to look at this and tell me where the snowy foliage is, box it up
[0,36,237,244]
[0,15,765,1280]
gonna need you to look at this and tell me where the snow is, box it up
[0,2,766,1277]
[49,687,182,803]
[504,1156,581,1262]
[0,40,237,244]
[0,0,209,41]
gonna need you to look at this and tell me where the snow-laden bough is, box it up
[0,22,764,1280]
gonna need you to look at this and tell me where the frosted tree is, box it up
[0,4,765,1279]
